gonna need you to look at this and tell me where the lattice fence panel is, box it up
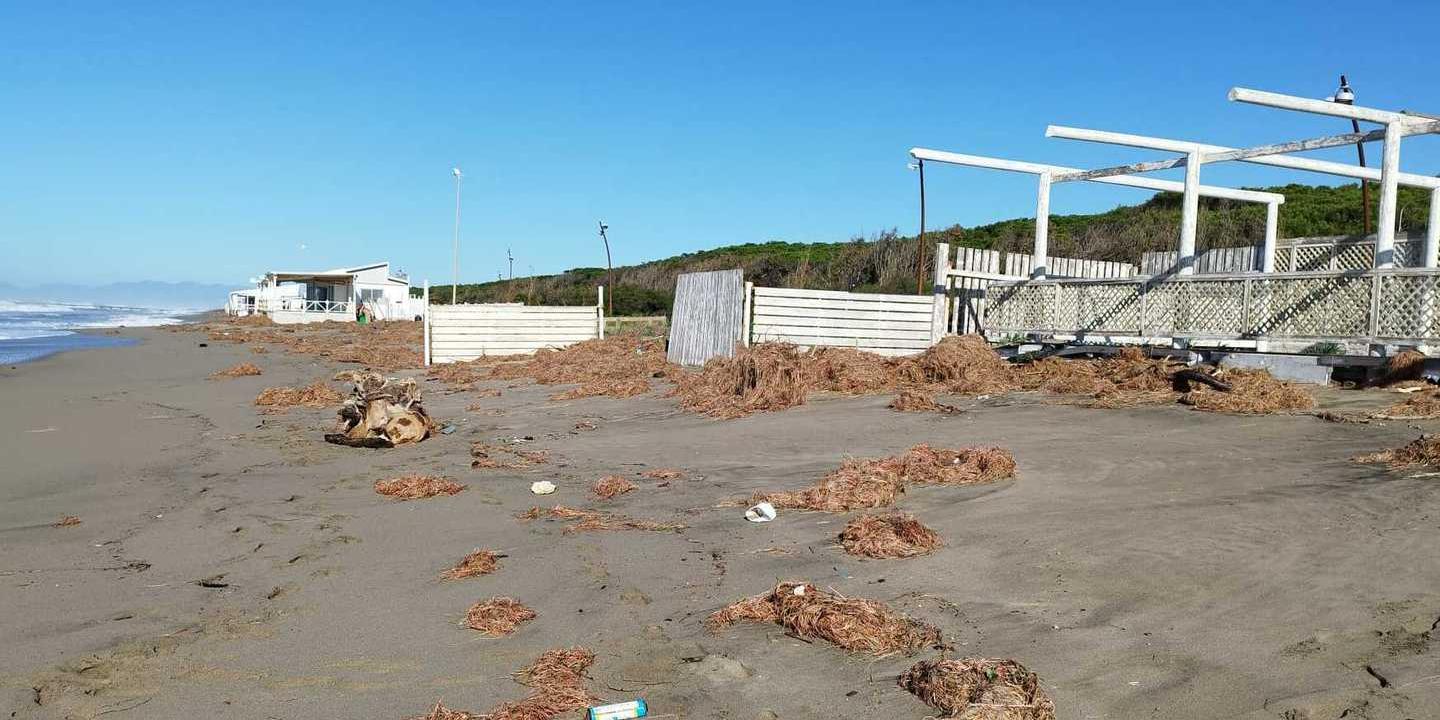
[1392,241,1423,268]
[1272,247,1295,272]
[1052,286,1080,331]
[1377,275,1440,339]
[1250,276,1371,338]
[1334,243,1375,270]
[1173,280,1247,336]
[1293,245,1333,271]
[1141,282,1180,335]
[985,284,1051,331]
[1073,284,1142,333]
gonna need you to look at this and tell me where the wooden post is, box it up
[1262,201,1279,273]
[1179,149,1202,275]
[1426,188,1440,268]
[741,281,754,347]
[1376,121,1403,268]
[1033,172,1051,279]
[596,286,606,339]
[931,242,950,342]
[422,280,431,367]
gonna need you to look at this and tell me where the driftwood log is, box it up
[333,373,436,447]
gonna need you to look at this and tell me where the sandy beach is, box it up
[3,325,1440,720]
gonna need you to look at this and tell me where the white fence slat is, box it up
[752,306,934,322]
[749,282,937,355]
[428,300,602,363]
[751,296,935,313]
[753,286,932,304]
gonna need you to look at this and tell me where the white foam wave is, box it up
[80,313,184,329]
[0,300,87,313]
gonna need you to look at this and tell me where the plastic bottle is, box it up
[588,699,648,720]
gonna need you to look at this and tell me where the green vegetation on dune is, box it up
[423,182,1434,314]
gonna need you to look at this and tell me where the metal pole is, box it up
[1179,149,1202,275]
[598,221,614,316]
[1033,172,1051,279]
[1333,76,1372,236]
[1376,121,1402,268]
[916,159,927,294]
[1355,118,1372,237]
[451,168,462,304]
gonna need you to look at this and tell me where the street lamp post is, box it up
[451,167,463,303]
[1333,76,1372,237]
[598,221,613,315]
[908,160,928,294]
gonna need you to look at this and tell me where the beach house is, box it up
[226,261,421,324]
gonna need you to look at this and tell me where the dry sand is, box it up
[2,326,1440,719]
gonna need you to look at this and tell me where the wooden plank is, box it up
[750,314,931,330]
[751,324,930,341]
[751,296,935,313]
[429,319,604,329]
[752,286,932,304]
[430,307,598,317]
[750,333,933,349]
[431,341,586,351]
[667,269,746,366]
[431,331,598,341]
[778,345,924,357]
[750,306,934,322]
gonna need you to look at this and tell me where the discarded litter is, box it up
[531,481,557,495]
[588,699,647,720]
[441,424,457,435]
[744,501,777,523]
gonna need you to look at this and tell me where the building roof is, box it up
[260,261,408,286]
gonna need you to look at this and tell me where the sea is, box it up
[0,300,197,365]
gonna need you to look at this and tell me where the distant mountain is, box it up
[0,280,234,310]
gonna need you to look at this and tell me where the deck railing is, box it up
[256,298,353,315]
[983,268,1440,344]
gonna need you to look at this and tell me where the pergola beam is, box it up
[908,149,1286,203]
[1228,87,1433,126]
[1051,125,1440,183]
[908,148,1285,279]
[1045,125,1440,189]
[1227,87,1440,268]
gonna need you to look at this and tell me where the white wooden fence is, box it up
[425,288,605,364]
[748,285,935,356]
[942,245,1138,334]
[983,268,1440,344]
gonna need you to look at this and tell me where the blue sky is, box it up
[2,1,1438,287]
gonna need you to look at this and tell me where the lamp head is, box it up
[1334,75,1355,105]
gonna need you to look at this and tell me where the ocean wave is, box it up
[80,313,184,329]
[0,299,87,313]
[0,329,77,340]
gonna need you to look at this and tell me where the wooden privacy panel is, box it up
[750,286,934,356]
[667,269,747,366]
[428,303,602,363]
